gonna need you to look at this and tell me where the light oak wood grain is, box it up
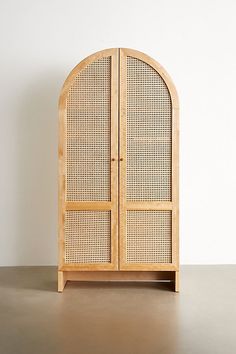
[58,48,179,292]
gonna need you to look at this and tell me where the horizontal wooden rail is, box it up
[65,201,112,211]
[126,201,173,210]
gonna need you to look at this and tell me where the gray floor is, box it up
[0,266,236,354]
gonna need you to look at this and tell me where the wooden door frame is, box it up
[119,48,179,271]
[58,48,119,272]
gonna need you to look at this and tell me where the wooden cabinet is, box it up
[58,48,179,292]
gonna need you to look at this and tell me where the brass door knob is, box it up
[120,158,123,161]
[111,158,116,161]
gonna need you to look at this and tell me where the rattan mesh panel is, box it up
[65,211,111,264]
[66,57,111,201]
[126,210,172,263]
[127,57,172,201]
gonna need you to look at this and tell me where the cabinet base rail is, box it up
[58,270,179,293]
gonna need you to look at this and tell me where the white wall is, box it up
[0,0,236,265]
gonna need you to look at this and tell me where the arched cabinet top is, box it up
[59,48,179,111]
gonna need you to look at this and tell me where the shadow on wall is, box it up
[16,72,62,265]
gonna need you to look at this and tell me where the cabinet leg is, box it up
[58,271,67,292]
[174,271,179,292]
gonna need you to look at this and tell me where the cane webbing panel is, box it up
[66,57,111,201]
[126,211,172,263]
[126,57,172,201]
[65,211,111,264]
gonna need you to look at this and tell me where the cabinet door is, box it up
[119,49,179,270]
[59,49,119,270]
